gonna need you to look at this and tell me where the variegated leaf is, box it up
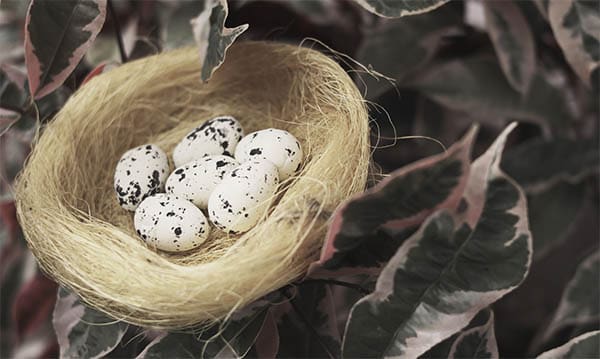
[139,305,268,359]
[353,0,450,18]
[414,56,574,133]
[422,308,498,358]
[53,287,128,359]
[485,0,536,94]
[502,137,599,194]
[548,0,600,88]
[342,124,532,358]
[0,64,28,112]
[314,126,477,273]
[537,330,600,358]
[192,0,248,82]
[276,283,341,358]
[542,252,600,343]
[25,0,107,99]
[164,1,204,50]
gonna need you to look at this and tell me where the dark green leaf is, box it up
[542,252,600,343]
[537,331,600,358]
[342,124,532,358]
[502,137,599,193]
[485,0,536,93]
[528,183,585,260]
[25,0,107,99]
[414,56,574,133]
[53,287,128,359]
[422,308,498,358]
[315,126,477,273]
[0,65,28,112]
[353,0,450,18]
[192,0,248,82]
[548,0,600,88]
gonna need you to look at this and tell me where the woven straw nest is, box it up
[15,41,369,329]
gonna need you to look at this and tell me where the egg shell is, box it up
[165,155,239,209]
[114,144,170,211]
[173,116,244,167]
[234,128,303,180]
[208,160,279,234]
[134,194,210,252]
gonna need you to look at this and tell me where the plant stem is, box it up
[300,279,371,295]
[108,0,127,63]
[283,289,336,359]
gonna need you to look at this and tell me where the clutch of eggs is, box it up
[113,116,303,253]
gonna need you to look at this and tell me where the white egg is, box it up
[165,155,239,209]
[208,160,279,234]
[114,144,170,211]
[134,194,210,252]
[172,116,244,167]
[234,128,303,180]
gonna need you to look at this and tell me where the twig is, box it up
[299,279,371,295]
[108,0,127,63]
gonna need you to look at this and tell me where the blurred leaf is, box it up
[276,283,341,358]
[192,0,248,82]
[253,309,279,359]
[502,137,599,193]
[542,252,600,343]
[485,0,536,94]
[314,127,477,274]
[25,0,107,99]
[414,56,574,133]
[0,64,28,112]
[528,182,585,260]
[353,0,449,18]
[53,287,128,359]
[548,0,600,88]
[422,308,499,358]
[140,304,268,358]
[357,5,461,99]
[164,0,204,50]
[342,124,532,358]
[537,330,600,358]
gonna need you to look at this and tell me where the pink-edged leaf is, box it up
[13,272,58,341]
[81,62,117,85]
[254,309,279,359]
[25,0,107,99]
[191,0,248,82]
[342,123,532,358]
[537,331,600,359]
[484,0,536,94]
[53,287,128,359]
[312,126,477,274]
[353,0,450,18]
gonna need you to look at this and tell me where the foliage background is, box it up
[0,0,598,358]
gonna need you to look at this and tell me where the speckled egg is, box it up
[165,155,239,209]
[208,160,279,234]
[134,194,210,252]
[114,144,170,211]
[172,116,244,167]
[235,128,303,180]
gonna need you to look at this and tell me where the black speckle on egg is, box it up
[174,227,182,236]
[250,148,262,156]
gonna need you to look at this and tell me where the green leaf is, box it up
[548,0,600,88]
[485,0,536,94]
[422,308,499,358]
[314,126,477,273]
[342,124,532,358]
[414,56,574,133]
[353,0,450,18]
[528,183,585,260]
[542,252,600,343]
[53,287,128,359]
[140,305,268,359]
[192,0,248,82]
[0,64,28,112]
[25,0,107,99]
[502,137,599,193]
[357,5,462,99]
[537,331,600,358]
[164,1,205,50]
